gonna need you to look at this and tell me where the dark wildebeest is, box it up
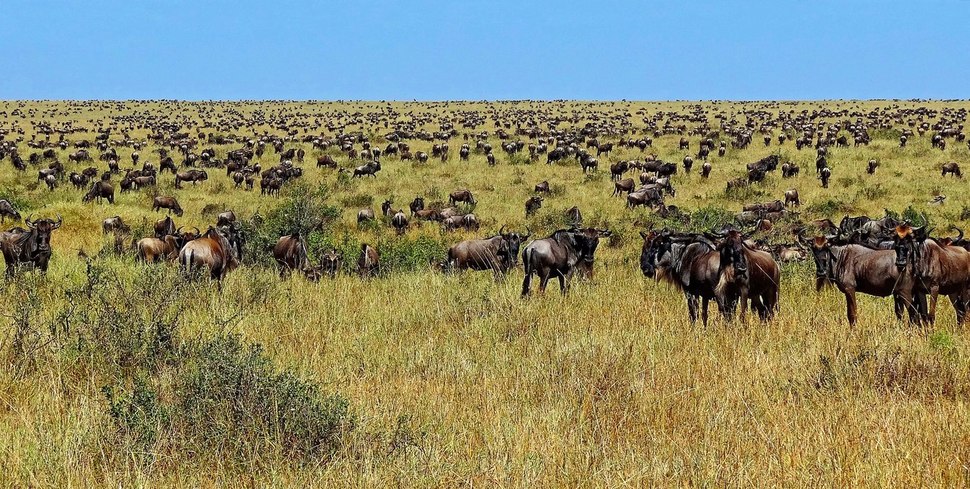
[82,181,115,204]
[358,243,379,277]
[942,162,962,178]
[640,230,725,326]
[102,216,129,235]
[447,226,529,280]
[1,215,61,276]
[891,224,970,325]
[273,233,310,276]
[525,196,543,216]
[152,196,184,217]
[216,210,237,227]
[409,196,425,214]
[521,227,611,296]
[179,225,242,285]
[784,189,800,207]
[806,234,922,325]
[0,199,21,223]
[819,167,831,188]
[135,235,181,263]
[391,210,408,235]
[712,229,780,321]
[449,189,476,206]
[613,178,635,197]
[534,181,550,194]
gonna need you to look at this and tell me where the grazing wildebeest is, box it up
[941,162,962,178]
[613,178,635,197]
[784,189,800,207]
[0,215,61,276]
[806,234,922,325]
[449,189,476,206]
[82,181,115,204]
[447,226,529,280]
[891,224,970,325]
[521,227,611,296]
[712,229,780,321]
[534,181,549,194]
[358,243,379,277]
[179,225,242,285]
[525,196,543,216]
[352,161,381,178]
[819,167,831,188]
[273,233,310,276]
[0,200,21,223]
[640,230,725,326]
[216,210,237,227]
[102,216,129,235]
[152,196,184,216]
[135,235,181,263]
[391,210,408,235]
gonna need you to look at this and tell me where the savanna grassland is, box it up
[1,100,970,487]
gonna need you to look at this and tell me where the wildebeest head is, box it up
[24,215,62,254]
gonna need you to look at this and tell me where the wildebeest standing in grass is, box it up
[358,243,379,277]
[1,215,61,277]
[521,227,610,296]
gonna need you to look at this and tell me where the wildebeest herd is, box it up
[0,100,968,326]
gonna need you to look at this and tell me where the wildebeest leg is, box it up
[843,289,858,326]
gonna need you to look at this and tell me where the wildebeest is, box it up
[784,189,800,207]
[1,215,61,276]
[82,181,115,204]
[447,226,529,280]
[179,225,242,285]
[525,196,543,216]
[273,233,310,276]
[941,162,962,178]
[891,224,970,324]
[358,243,379,277]
[0,199,21,223]
[391,210,408,235]
[712,229,780,321]
[152,196,184,217]
[521,227,611,296]
[449,189,476,206]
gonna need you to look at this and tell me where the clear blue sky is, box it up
[1,0,968,100]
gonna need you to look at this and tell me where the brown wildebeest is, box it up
[0,199,21,223]
[446,226,529,280]
[1,215,61,276]
[521,227,611,296]
[358,243,379,277]
[102,216,129,235]
[712,229,780,321]
[613,178,635,197]
[640,230,725,326]
[273,233,309,276]
[179,225,242,285]
[216,210,236,227]
[942,161,962,178]
[784,189,800,207]
[153,196,184,216]
[525,196,543,216]
[806,235,922,325]
[135,235,180,263]
[449,189,476,206]
[534,181,549,194]
[891,224,970,324]
[82,181,115,204]
[391,210,408,235]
